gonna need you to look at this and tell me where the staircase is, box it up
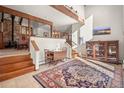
[72,49,79,58]
[0,55,35,82]
[66,40,79,58]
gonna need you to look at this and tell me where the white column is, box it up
[35,51,40,70]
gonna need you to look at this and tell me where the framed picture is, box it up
[93,26,111,35]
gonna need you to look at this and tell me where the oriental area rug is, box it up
[33,60,113,88]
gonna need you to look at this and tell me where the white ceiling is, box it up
[4,5,78,31]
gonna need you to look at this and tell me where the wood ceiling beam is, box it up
[0,6,53,26]
[19,17,23,25]
[11,15,15,42]
[50,5,84,24]
[1,12,4,22]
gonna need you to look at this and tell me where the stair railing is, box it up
[65,42,72,58]
[65,40,79,57]
[66,40,78,47]
[72,41,78,47]
[30,40,40,70]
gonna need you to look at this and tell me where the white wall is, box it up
[80,15,93,42]
[30,37,67,64]
[123,6,124,34]
[73,15,93,57]
[85,5,124,60]
[72,30,78,44]
[72,5,85,19]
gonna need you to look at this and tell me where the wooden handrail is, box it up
[65,41,72,48]
[71,41,78,46]
[31,40,39,51]
[66,40,78,47]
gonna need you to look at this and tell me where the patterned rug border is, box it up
[33,73,63,88]
[33,59,113,88]
[33,75,46,88]
[33,59,74,88]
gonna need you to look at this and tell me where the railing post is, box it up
[50,25,53,38]
[65,42,72,59]
[30,40,40,70]
[35,51,40,70]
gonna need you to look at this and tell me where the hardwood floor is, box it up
[0,72,41,88]
[0,49,29,58]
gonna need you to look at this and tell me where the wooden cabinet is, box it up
[86,41,119,64]
[45,50,67,63]
[53,50,67,61]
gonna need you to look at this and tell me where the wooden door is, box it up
[0,32,3,49]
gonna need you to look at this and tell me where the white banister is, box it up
[30,40,40,70]
[64,42,72,59]
[34,50,40,70]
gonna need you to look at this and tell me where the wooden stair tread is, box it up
[0,59,32,66]
[72,51,78,54]
[72,52,78,54]
[0,60,33,74]
[0,54,35,82]
[0,65,35,82]
[0,64,34,75]
[0,55,31,66]
[72,49,79,58]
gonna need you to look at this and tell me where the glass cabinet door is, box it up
[107,41,118,62]
[95,42,106,61]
